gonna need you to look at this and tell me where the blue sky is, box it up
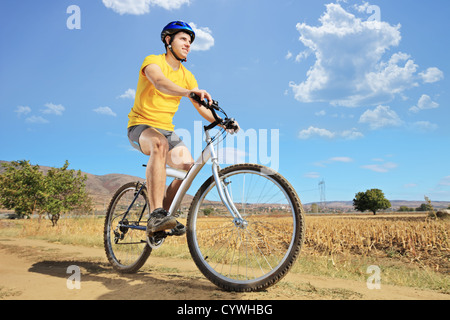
[1,0,449,204]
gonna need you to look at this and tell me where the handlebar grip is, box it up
[189,92,220,111]
[190,92,236,130]
[189,92,206,106]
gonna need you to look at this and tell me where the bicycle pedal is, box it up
[167,224,186,237]
[147,232,166,249]
[152,231,168,240]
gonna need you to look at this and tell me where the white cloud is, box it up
[41,103,65,116]
[289,3,431,107]
[355,1,371,13]
[314,156,353,168]
[329,157,353,163]
[189,23,214,51]
[15,106,31,117]
[298,126,335,139]
[118,89,136,99]
[150,0,189,10]
[419,67,444,83]
[361,162,398,173]
[295,50,311,63]
[365,52,418,100]
[102,0,151,15]
[304,172,321,179]
[102,0,189,15]
[341,128,364,140]
[285,51,293,60]
[315,110,326,116]
[298,126,363,140]
[93,107,117,117]
[359,105,403,129]
[439,176,450,186]
[412,121,438,132]
[409,94,439,113]
[25,116,49,124]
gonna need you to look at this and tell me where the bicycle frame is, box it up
[167,128,244,224]
[119,126,244,233]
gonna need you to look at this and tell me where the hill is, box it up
[1,160,449,214]
[303,200,450,212]
[0,160,193,214]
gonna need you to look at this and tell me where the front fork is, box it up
[207,136,247,229]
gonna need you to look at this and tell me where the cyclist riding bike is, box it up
[127,21,239,238]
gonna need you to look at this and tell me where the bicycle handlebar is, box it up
[189,92,239,132]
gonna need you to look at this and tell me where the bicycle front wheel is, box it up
[187,164,305,292]
[104,182,151,273]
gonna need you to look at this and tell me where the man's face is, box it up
[167,32,192,60]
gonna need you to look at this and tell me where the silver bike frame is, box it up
[167,129,244,223]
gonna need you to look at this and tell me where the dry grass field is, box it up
[1,212,449,296]
[304,214,449,273]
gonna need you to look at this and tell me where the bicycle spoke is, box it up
[104,184,151,273]
[188,165,303,290]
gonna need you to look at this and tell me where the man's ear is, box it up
[165,35,171,47]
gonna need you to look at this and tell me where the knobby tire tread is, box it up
[187,163,305,292]
[103,182,151,274]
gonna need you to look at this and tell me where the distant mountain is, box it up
[0,160,193,214]
[1,160,449,214]
[304,200,450,212]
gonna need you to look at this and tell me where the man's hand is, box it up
[222,119,240,134]
[188,89,213,106]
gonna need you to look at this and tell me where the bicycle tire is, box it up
[104,182,151,274]
[187,164,305,292]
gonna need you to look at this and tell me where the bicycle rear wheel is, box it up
[104,182,151,273]
[187,164,305,292]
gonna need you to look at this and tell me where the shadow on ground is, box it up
[28,259,243,300]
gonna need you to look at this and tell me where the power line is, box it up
[319,179,326,210]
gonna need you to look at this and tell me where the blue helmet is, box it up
[161,21,195,45]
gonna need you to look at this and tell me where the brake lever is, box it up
[190,92,236,131]
[189,92,220,111]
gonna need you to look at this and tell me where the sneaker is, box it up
[147,208,177,237]
[169,221,186,236]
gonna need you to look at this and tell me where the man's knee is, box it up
[150,136,169,155]
[168,146,193,169]
[180,160,194,171]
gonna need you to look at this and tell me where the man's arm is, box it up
[144,64,212,103]
[189,89,240,133]
[144,64,218,123]
[188,87,219,124]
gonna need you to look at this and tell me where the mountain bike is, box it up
[103,93,305,292]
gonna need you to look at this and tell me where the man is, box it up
[127,21,238,238]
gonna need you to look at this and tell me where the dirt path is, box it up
[0,237,448,300]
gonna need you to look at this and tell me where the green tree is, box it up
[398,206,414,212]
[353,189,391,215]
[202,207,214,216]
[416,203,433,212]
[0,160,92,223]
[41,161,91,225]
[0,160,45,218]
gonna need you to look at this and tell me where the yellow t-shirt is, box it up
[127,54,198,131]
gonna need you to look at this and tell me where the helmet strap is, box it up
[167,36,187,63]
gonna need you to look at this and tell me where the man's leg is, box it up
[139,128,177,235]
[161,145,194,236]
[139,128,169,211]
[164,145,194,211]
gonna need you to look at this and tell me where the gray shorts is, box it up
[127,125,186,153]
